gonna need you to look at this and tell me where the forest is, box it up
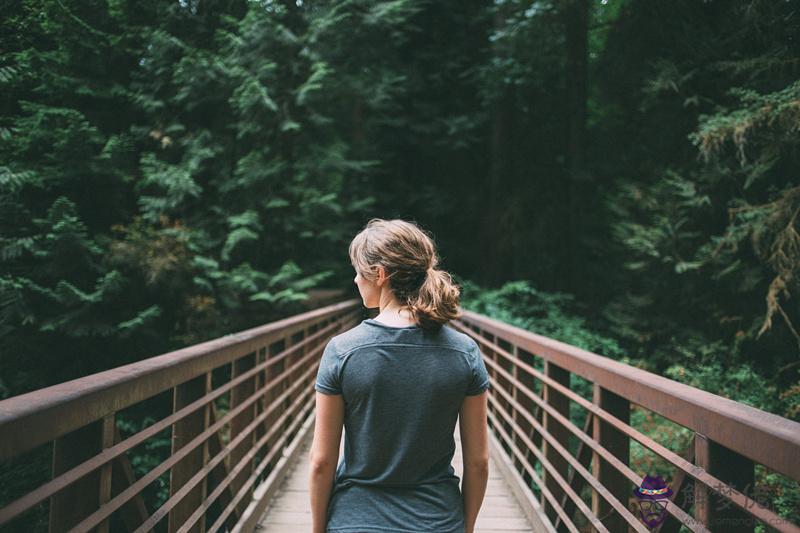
[1,0,798,531]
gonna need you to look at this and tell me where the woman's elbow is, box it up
[309,453,336,474]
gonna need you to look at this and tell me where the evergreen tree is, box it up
[597,0,800,418]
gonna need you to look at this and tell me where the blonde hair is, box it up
[349,218,462,330]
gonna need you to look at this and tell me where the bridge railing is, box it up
[4,300,798,533]
[451,311,800,533]
[0,299,362,533]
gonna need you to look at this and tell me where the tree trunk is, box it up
[478,5,516,286]
[565,0,589,293]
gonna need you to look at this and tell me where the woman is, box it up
[309,218,491,533]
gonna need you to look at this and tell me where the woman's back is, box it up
[315,317,490,532]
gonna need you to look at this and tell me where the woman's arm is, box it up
[309,391,345,533]
[459,390,490,533]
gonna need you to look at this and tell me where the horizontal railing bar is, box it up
[487,408,601,533]
[178,391,317,533]
[207,313,358,533]
[171,310,362,533]
[452,321,618,427]
[456,320,795,531]
[231,408,318,533]
[207,393,316,533]
[63,346,326,533]
[135,359,321,533]
[489,415,581,533]
[0,314,353,525]
[455,313,800,480]
[9,301,796,533]
[0,299,361,460]
[0,314,354,525]
[553,413,594,531]
[487,393,647,533]
[467,338,703,532]
[482,357,705,533]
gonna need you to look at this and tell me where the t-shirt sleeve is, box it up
[465,340,491,395]
[315,337,342,395]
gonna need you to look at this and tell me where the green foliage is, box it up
[0,446,50,532]
[597,0,799,428]
[0,0,379,396]
[665,361,799,421]
[755,466,800,531]
[629,407,692,480]
[690,80,800,167]
[0,195,149,392]
[2,0,799,528]
[460,278,626,359]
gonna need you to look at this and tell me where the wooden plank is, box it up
[488,426,558,533]
[256,425,542,533]
[233,410,317,533]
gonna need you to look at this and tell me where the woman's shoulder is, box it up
[327,321,373,355]
[328,320,477,357]
[437,323,481,353]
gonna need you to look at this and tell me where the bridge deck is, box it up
[257,426,535,532]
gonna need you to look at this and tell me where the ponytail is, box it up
[408,268,462,330]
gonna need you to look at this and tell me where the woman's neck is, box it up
[375,301,416,327]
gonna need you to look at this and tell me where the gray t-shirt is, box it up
[314,317,491,533]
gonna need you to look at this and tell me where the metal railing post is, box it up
[230,352,258,521]
[542,360,570,526]
[169,373,211,533]
[591,384,630,532]
[694,433,755,532]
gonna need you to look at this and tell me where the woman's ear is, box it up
[376,265,387,287]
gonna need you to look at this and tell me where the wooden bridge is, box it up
[1,299,798,533]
